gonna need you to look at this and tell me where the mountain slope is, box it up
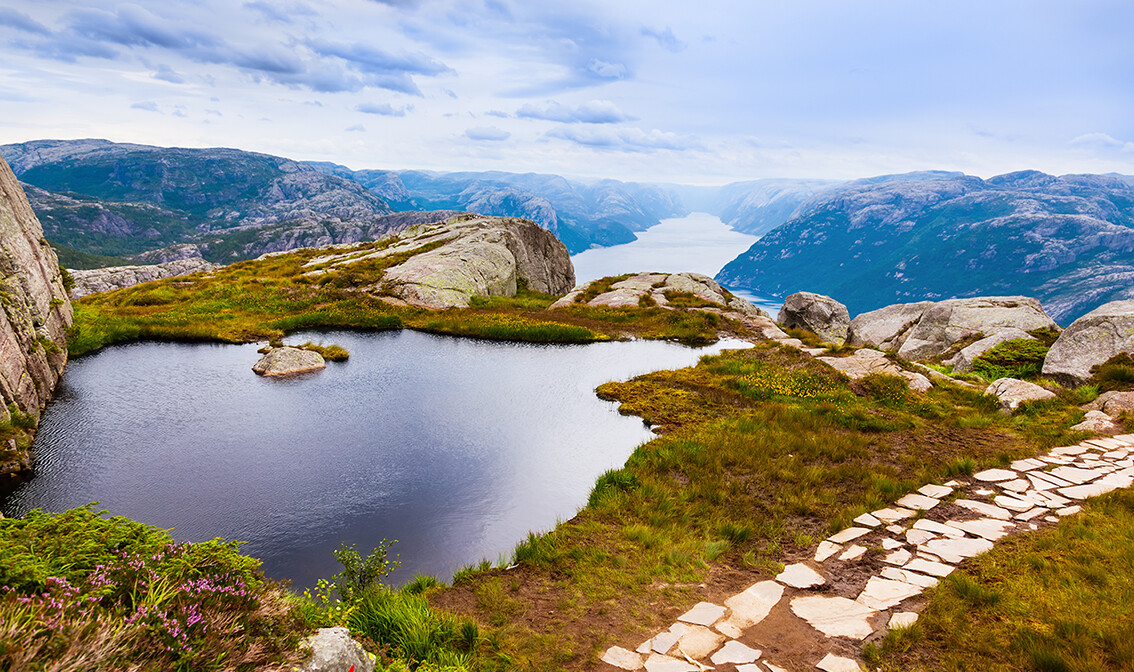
[716,170,1134,324]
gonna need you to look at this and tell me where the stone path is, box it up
[600,434,1134,672]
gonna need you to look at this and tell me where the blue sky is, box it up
[1,0,1132,183]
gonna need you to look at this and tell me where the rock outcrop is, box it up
[816,349,932,392]
[252,347,325,376]
[847,296,1058,361]
[946,328,1035,374]
[0,156,72,477]
[69,258,219,299]
[297,627,375,672]
[302,215,574,309]
[1042,300,1134,385]
[778,292,850,344]
[552,272,764,315]
[1071,410,1120,433]
[1084,391,1134,417]
[985,378,1056,413]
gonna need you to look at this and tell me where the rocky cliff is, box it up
[716,170,1134,323]
[0,157,72,477]
[69,257,219,299]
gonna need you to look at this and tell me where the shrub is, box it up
[333,540,400,603]
[971,338,1050,381]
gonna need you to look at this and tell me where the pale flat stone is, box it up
[1056,505,1082,516]
[651,624,686,654]
[637,639,654,654]
[973,468,1018,482]
[853,513,882,527]
[1104,450,1129,459]
[1048,466,1104,484]
[1031,470,1073,486]
[1032,491,1070,507]
[857,576,923,610]
[1001,478,1030,492]
[1026,473,1060,490]
[955,499,1012,520]
[839,544,867,561]
[817,653,864,672]
[918,483,953,498]
[603,647,645,670]
[944,479,962,486]
[906,529,936,545]
[883,548,912,565]
[945,518,1015,541]
[790,595,878,640]
[1051,444,1090,456]
[776,563,825,589]
[828,527,872,544]
[881,567,939,588]
[885,524,905,535]
[709,640,761,665]
[762,664,789,672]
[1059,481,1121,500]
[675,625,725,659]
[714,621,743,639]
[1015,507,1048,521]
[723,581,783,629]
[889,612,919,629]
[903,558,955,577]
[643,653,697,672]
[919,537,994,563]
[994,495,1037,512]
[815,540,842,562]
[1010,458,1046,471]
[974,488,996,496]
[1044,515,1059,522]
[1041,456,1072,464]
[678,602,726,627]
[896,493,940,510]
[882,537,903,550]
[912,519,965,537]
[872,508,915,523]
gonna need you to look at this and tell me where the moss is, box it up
[971,338,1050,380]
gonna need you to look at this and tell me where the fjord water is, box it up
[2,330,743,588]
[570,212,782,314]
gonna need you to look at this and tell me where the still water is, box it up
[570,212,782,315]
[2,330,746,588]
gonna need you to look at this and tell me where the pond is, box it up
[2,330,747,588]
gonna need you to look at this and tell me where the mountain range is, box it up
[716,170,1134,324]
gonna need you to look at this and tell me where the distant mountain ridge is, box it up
[716,170,1134,324]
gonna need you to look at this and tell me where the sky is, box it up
[0,0,1132,184]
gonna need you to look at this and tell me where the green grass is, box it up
[971,338,1050,381]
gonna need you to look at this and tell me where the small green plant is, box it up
[297,341,350,361]
[333,540,400,603]
[944,456,976,476]
[971,338,1050,380]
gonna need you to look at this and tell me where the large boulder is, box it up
[1042,300,1134,386]
[302,216,574,309]
[1084,391,1134,417]
[69,257,220,299]
[298,627,375,672]
[985,377,1056,413]
[848,296,1058,362]
[777,292,850,344]
[947,328,1035,373]
[252,347,325,376]
[816,348,932,392]
[0,156,72,477]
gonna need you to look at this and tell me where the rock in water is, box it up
[297,627,375,672]
[985,378,1056,412]
[69,257,219,299]
[252,347,325,376]
[0,155,72,476]
[778,291,850,344]
[1042,300,1134,386]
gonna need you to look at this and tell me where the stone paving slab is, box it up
[857,576,924,610]
[895,493,940,510]
[918,483,954,498]
[677,602,726,627]
[776,563,826,589]
[817,653,864,672]
[790,595,878,639]
[723,581,783,629]
[955,499,1013,519]
[974,468,1017,482]
[709,640,761,665]
[828,526,872,544]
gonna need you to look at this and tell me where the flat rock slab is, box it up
[817,653,865,672]
[678,602,726,627]
[889,612,919,629]
[1010,458,1047,471]
[946,518,1015,541]
[1060,482,1120,499]
[895,493,940,510]
[919,537,994,563]
[993,495,1038,512]
[790,595,878,640]
[905,529,936,545]
[603,647,644,670]
[881,567,939,588]
[776,563,826,589]
[650,624,686,654]
[643,653,697,672]
[912,519,965,537]
[675,625,725,659]
[710,641,761,665]
[903,558,955,577]
[1048,466,1104,484]
[955,499,1012,520]
[853,513,882,527]
[1001,478,1030,492]
[252,347,326,376]
[815,540,842,562]
[828,527,872,544]
[872,507,915,523]
[973,468,1018,482]
[857,576,924,610]
[724,581,784,629]
[883,548,912,565]
[918,484,954,498]
[839,544,867,561]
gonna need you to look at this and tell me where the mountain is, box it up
[716,170,1134,324]
[713,179,838,236]
[308,163,688,253]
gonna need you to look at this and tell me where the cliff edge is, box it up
[0,156,72,478]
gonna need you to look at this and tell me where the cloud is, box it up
[242,2,306,23]
[0,8,51,35]
[586,58,627,80]
[1071,132,1134,153]
[153,64,185,83]
[357,102,410,116]
[516,99,634,124]
[547,126,700,152]
[485,110,511,118]
[465,126,510,142]
[641,26,685,53]
[131,101,160,112]
[346,124,366,132]
[67,5,218,50]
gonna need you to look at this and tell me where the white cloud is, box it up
[516,100,634,124]
[465,126,510,141]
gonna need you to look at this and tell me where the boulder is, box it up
[1071,410,1120,433]
[297,627,375,672]
[252,347,325,376]
[550,272,768,318]
[0,156,72,476]
[817,349,933,392]
[897,296,1058,361]
[69,257,219,299]
[847,301,934,351]
[1042,300,1134,386]
[947,328,1035,373]
[777,292,850,344]
[985,378,1056,413]
[1083,390,1134,417]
